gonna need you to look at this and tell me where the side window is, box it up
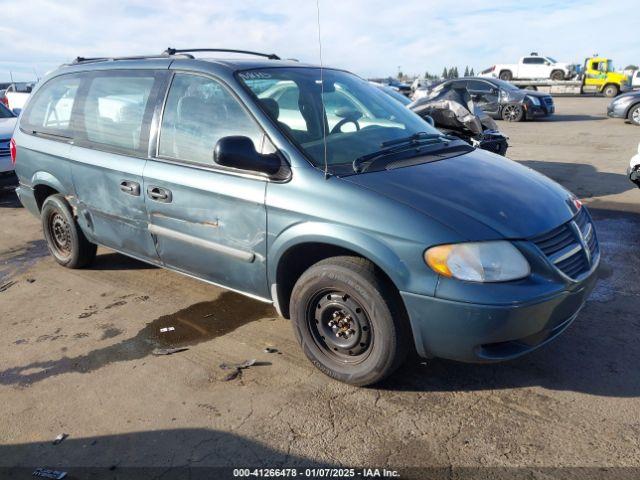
[81,73,157,153]
[22,75,81,136]
[467,80,492,92]
[158,74,263,166]
[522,58,534,64]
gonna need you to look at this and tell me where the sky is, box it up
[0,0,638,82]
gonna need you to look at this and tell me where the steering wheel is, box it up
[330,107,363,134]
[331,117,360,134]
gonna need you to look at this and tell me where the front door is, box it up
[70,70,166,261]
[144,72,270,299]
[467,80,500,116]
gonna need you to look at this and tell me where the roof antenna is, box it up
[315,0,329,179]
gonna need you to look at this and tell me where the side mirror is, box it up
[12,108,21,116]
[214,136,281,176]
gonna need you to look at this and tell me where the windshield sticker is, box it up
[239,72,272,80]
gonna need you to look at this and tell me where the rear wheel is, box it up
[628,104,640,126]
[603,84,619,97]
[502,103,524,122]
[290,256,409,386]
[550,70,565,81]
[499,70,513,81]
[41,194,97,268]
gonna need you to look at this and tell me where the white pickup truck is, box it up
[0,82,35,113]
[480,54,572,82]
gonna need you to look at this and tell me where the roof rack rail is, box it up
[71,52,195,65]
[163,48,280,60]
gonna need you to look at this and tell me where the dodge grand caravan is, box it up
[13,49,600,386]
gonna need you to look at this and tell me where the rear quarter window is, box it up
[22,74,81,137]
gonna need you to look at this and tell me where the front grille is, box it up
[543,96,554,106]
[531,208,598,280]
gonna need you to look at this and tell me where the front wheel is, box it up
[499,70,513,81]
[627,104,640,126]
[41,194,97,268]
[603,84,619,97]
[501,103,524,122]
[290,256,409,386]
[550,70,565,81]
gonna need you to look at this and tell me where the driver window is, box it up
[158,74,263,166]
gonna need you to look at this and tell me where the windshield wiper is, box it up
[352,132,452,173]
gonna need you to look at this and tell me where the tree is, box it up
[397,71,404,80]
[469,67,475,76]
[451,67,459,78]
[624,65,638,71]
[442,67,448,79]
[464,66,469,77]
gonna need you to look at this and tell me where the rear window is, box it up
[80,73,157,154]
[22,74,81,137]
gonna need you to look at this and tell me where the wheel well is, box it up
[499,69,511,76]
[628,102,640,117]
[33,184,59,211]
[602,83,618,92]
[274,242,397,319]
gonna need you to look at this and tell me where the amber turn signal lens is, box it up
[424,244,454,278]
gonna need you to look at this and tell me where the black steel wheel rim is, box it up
[48,211,72,257]
[307,290,373,363]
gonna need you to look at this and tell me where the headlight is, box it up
[424,241,530,282]
[526,95,540,106]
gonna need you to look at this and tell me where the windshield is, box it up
[546,57,557,63]
[0,103,15,118]
[238,68,439,172]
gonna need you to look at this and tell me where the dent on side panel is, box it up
[144,160,270,298]
[68,145,159,260]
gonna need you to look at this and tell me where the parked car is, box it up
[629,142,640,187]
[0,102,17,188]
[13,48,599,386]
[607,90,640,126]
[1,82,35,111]
[409,85,509,155]
[480,53,572,81]
[420,78,554,122]
[632,70,640,89]
[371,82,412,106]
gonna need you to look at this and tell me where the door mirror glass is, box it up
[214,136,281,176]
[11,108,21,116]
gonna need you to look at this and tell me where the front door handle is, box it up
[120,180,140,196]
[147,185,172,203]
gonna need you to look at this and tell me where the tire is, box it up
[550,70,564,81]
[627,104,640,126]
[289,256,409,386]
[41,194,97,268]
[499,70,513,81]
[501,103,524,122]
[603,84,619,98]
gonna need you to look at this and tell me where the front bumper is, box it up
[401,266,598,363]
[525,104,554,119]
[607,101,628,118]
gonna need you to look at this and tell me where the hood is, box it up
[519,89,551,99]
[344,149,577,239]
[0,117,17,139]
[612,91,640,102]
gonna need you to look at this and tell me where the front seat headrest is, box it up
[260,98,280,120]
